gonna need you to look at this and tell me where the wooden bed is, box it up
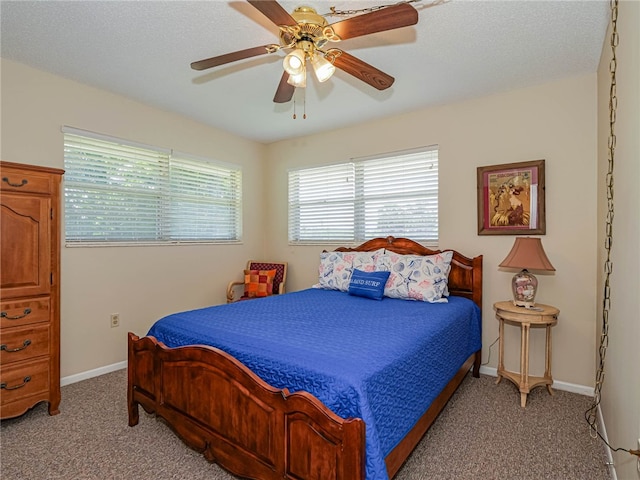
[128,236,483,480]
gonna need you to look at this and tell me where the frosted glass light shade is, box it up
[310,54,335,82]
[283,50,306,75]
[287,69,306,88]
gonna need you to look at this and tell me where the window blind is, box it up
[288,146,439,245]
[63,128,242,245]
[288,162,355,243]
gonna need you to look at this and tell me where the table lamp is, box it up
[499,237,555,308]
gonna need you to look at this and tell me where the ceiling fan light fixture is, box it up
[310,54,335,82]
[191,1,420,103]
[287,69,307,88]
[283,49,306,75]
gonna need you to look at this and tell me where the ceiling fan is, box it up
[191,1,419,103]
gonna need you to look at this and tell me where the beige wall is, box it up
[597,1,640,478]
[1,59,266,377]
[2,59,604,391]
[265,74,599,388]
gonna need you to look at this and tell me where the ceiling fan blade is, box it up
[191,45,275,71]
[247,0,298,27]
[329,3,418,41]
[273,72,295,103]
[331,50,395,90]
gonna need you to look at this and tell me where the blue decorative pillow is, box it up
[348,269,391,300]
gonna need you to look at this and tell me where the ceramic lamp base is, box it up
[512,269,538,308]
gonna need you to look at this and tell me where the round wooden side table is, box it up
[494,301,560,408]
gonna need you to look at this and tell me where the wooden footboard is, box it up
[127,332,366,480]
[128,332,480,480]
[128,237,483,479]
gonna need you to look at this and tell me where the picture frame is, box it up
[477,159,546,235]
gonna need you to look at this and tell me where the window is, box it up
[288,146,438,245]
[63,127,242,246]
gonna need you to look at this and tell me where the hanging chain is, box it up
[585,0,617,435]
[583,0,638,461]
[326,0,423,17]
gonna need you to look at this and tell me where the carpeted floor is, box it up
[0,369,611,480]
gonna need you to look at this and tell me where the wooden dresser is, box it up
[1,161,64,419]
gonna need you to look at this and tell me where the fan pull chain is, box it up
[292,89,307,120]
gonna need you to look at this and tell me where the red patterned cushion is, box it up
[244,269,277,298]
[249,263,285,295]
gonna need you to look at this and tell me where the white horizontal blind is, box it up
[64,130,242,245]
[357,148,438,243]
[168,155,242,241]
[288,146,438,245]
[288,163,355,243]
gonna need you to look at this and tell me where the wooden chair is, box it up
[226,261,288,303]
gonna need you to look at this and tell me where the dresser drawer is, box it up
[0,166,56,195]
[0,357,49,408]
[0,298,50,329]
[0,324,49,365]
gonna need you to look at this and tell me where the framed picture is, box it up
[477,159,546,235]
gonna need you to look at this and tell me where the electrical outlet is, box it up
[110,313,120,328]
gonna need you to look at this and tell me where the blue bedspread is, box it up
[147,288,481,480]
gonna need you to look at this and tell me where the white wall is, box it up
[1,58,266,377]
[265,74,599,388]
[596,1,640,478]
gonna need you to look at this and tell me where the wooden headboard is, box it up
[334,236,483,309]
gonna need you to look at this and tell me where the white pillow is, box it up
[376,251,453,302]
[315,249,384,292]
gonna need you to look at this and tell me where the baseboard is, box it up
[64,363,596,394]
[597,403,618,480]
[479,366,595,396]
[60,360,127,387]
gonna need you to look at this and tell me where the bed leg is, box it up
[473,350,481,378]
[128,400,139,427]
[127,367,139,427]
[127,332,140,427]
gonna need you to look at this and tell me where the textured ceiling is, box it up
[1,0,609,144]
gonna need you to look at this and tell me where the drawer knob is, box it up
[0,308,32,320]
[1,339,32,353]
[1,176,28,188]
[1,376,31,391]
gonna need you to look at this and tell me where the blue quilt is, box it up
[147,288,481,480]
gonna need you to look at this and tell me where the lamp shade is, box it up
[286,69,306,88]
[310,54,335,82]
[499,237,555,271]
[283,49,306,75]
[499,237,554,308]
